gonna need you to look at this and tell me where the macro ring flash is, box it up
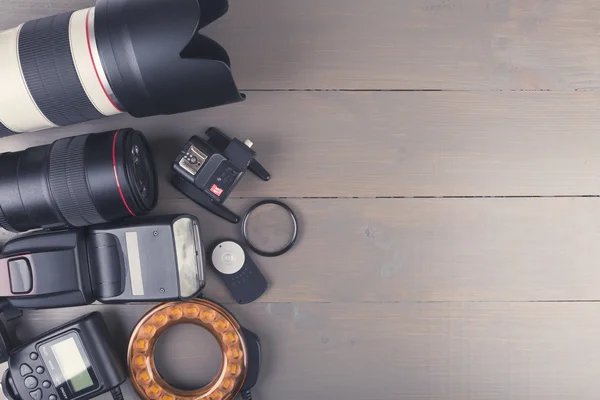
[128,299,260,400]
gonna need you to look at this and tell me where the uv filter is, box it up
[241,200,299,257]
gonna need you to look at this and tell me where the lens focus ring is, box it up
[18,12,104,126]
[48,135,106,227]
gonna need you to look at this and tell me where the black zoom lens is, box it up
[0,129,158,232]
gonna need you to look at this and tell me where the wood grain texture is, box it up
[13,302,600,400]
[2,92,600,197]
[154,197,600,303]
[2,197,596,303]
[1,0,599,90]
[0,1,597,399]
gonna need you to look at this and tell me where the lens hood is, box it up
[94,0,245,119]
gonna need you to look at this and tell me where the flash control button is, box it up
[24,376,38,389]
[20,364,33,376]
[29,389,42,400]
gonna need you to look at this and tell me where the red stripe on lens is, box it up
[86,8,122,112]
[112,130,136,217]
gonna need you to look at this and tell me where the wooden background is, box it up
[1,0,600,399]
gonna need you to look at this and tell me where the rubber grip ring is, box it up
[19,12,104,126]
[241,199,299,257]
[48,134,106,227]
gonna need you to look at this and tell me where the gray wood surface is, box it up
[15,302,600,400]
[2,0,600,90]
[4,92,600,197]
[1,1,600,399]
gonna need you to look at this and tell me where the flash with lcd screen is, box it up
[1,313,126,400]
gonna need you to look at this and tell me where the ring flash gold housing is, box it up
[128,299,261,400]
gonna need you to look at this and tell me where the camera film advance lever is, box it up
[1,312,126,400]
[171,128,271,223]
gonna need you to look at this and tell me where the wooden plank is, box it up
[2,92,600,197]
[3,197,597,303]
[1,0,599,90]
[14,302,600,400]
[150,197,600,303]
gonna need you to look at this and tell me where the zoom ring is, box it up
[49,135,106,227]
[18,12,104,126]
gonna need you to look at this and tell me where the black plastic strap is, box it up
[48,135,106,227]
[19,12,104,126]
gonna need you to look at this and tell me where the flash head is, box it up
[0,214,206,310]
[1,313,126,400]
[89,214,206,303]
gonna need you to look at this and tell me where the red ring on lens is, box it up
[86,8,122,112]
[112,130,136,217]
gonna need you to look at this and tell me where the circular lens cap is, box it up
[241,200,299,257]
